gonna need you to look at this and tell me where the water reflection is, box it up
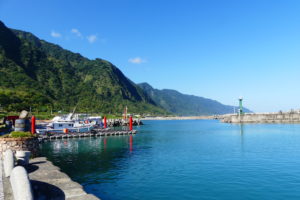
[40,121,300,200]
[240,123,244,135]
[129,135,133,153]
[238,123,245,152]
[40,136,134,183]
[103,138,107,151]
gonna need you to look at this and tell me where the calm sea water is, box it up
[40,120,300,200]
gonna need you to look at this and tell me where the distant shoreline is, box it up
[36,116,216,123]
[142,116,215,120]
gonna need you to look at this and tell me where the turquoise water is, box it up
[40,120,300,200]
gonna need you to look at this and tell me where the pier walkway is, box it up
[1,157,100,200]
[28,157,99,200]
[39,130,137,142]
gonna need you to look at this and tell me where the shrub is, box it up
[10,131,33,138]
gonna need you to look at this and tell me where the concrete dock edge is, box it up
[1,156,100,200]
[28,157,100,200]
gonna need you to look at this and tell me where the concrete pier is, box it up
[38,130,137,142]
[221,112,300,123]
[28,157,99,200]
[1,157,99,200]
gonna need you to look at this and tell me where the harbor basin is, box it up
[40,120,300,200]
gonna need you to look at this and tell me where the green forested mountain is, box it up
[0,21,251,116]
[138,83,251,116]
[0,21,164,114]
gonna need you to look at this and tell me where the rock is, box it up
[15,151,31,165]
[19,110,29,119]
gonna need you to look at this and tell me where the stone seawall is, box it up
[0,137,39,157]
[221,112,300,123]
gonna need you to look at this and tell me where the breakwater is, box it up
[221,112,300,123]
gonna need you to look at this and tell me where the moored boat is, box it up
[36,113,104,134]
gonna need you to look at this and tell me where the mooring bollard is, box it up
[104,116,107,128]
[10,166,33,200]
[4,149,14,177]
[15,151,31,166]
[129,116,133,131]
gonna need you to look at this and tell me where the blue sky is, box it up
[1,0,300,112]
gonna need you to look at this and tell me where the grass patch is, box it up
[10,131,33,138]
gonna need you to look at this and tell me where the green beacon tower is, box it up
[238,97,243,115]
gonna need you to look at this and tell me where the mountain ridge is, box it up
[0,20,251,115]
[138,82,251,116]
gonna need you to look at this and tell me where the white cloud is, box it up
[128,57,146,64]
[71,28,82,37]
[50,30,61,38]
[87,35,97,43]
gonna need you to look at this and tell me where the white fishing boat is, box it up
[36,112,103,134]
[36,121,95,134]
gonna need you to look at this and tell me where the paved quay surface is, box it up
[1,157,13,200]
[28,157,99,200]
[0,159,4,200]
[1,157,99,200]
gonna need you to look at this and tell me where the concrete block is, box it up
[4,149,14,177]
[15,151,31,165]
[10,166,33,200]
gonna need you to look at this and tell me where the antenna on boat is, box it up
[124,106,128,120]
[70,105,77,120]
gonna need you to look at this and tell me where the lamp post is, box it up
[238,97,243,115]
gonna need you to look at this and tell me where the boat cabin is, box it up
[53,121,74,129]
